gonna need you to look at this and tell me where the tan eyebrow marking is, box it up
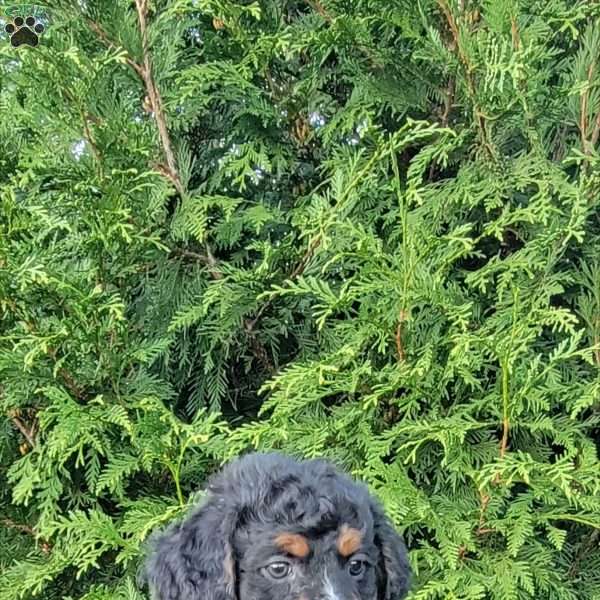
[274,532,310,558]
[337,524,363,557]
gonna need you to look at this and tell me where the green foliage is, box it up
[2,0,600,598]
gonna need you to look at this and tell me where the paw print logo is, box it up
[5,16,45,47]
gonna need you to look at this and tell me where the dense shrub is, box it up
[1,1,600,598]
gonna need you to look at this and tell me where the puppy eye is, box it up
[265,561,292,579]
[347,559,366,578]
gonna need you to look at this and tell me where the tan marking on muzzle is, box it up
[336,524,363,557]
[275,532,310,558]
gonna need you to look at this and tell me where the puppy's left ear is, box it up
[371,501,411,600]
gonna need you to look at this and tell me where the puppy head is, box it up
[143,453,410,600]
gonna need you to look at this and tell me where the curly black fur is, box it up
[142,452,410,600]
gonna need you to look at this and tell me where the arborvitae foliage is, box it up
[1,0,600,598]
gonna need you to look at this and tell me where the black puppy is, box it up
[144,452,410,600]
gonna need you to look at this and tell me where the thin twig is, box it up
[441,77,455,127]
[84,10,184,197]
[58,368,86,400]
[134,0,184,198]
[86,19,144,78]
[173,249,213,265]
[437,0,494,158]
[591,110,600,149]
[1,518,52,554]
[80,109,100,162]
[306,0,330,18]
[395,322,405,362]
[580,61,596,155]
[476,490,493,535]
[9,415,36,447]
[511,16,520,51]
[395,309,407,362]
[85,6,229,285]
[1,518,36,536]
[499,355,511,459]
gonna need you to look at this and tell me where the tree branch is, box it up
[395,310,407,362]
[85,19,144,78]
[437,0,494,158]
[84,9,184,197]
[0,519,52,554]
[134,0,185,198]
[8,414,36,448]
[1,518,36,536]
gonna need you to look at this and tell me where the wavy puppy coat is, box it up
[143,452,411,600]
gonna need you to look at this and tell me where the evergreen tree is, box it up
[1,0,600,598]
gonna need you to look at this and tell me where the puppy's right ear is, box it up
[143,498,236,600]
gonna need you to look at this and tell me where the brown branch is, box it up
[9,415,36,448]
[580,61,596,153]
[86,6,232,289]
[437,0,494,158]
[58,368,86,401]
[0,519,52,554]
[80,110,100,162]
[441,77,455,127]
[134,0,185,198]
[591,111,600,150]
[476,490,492,535]
[511,16,520,51]
[173,247,224,280]
[395,310,407,362]
[437,0,467,74]
[581,79,590,149]
[173,249,213,265]
[395,323,405,362]
[86,19,144,78]
[306,0,331,19]
[289,235,322,280]
[84,9,184,197]
[1,518,35,536]
[500,416,509,458]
